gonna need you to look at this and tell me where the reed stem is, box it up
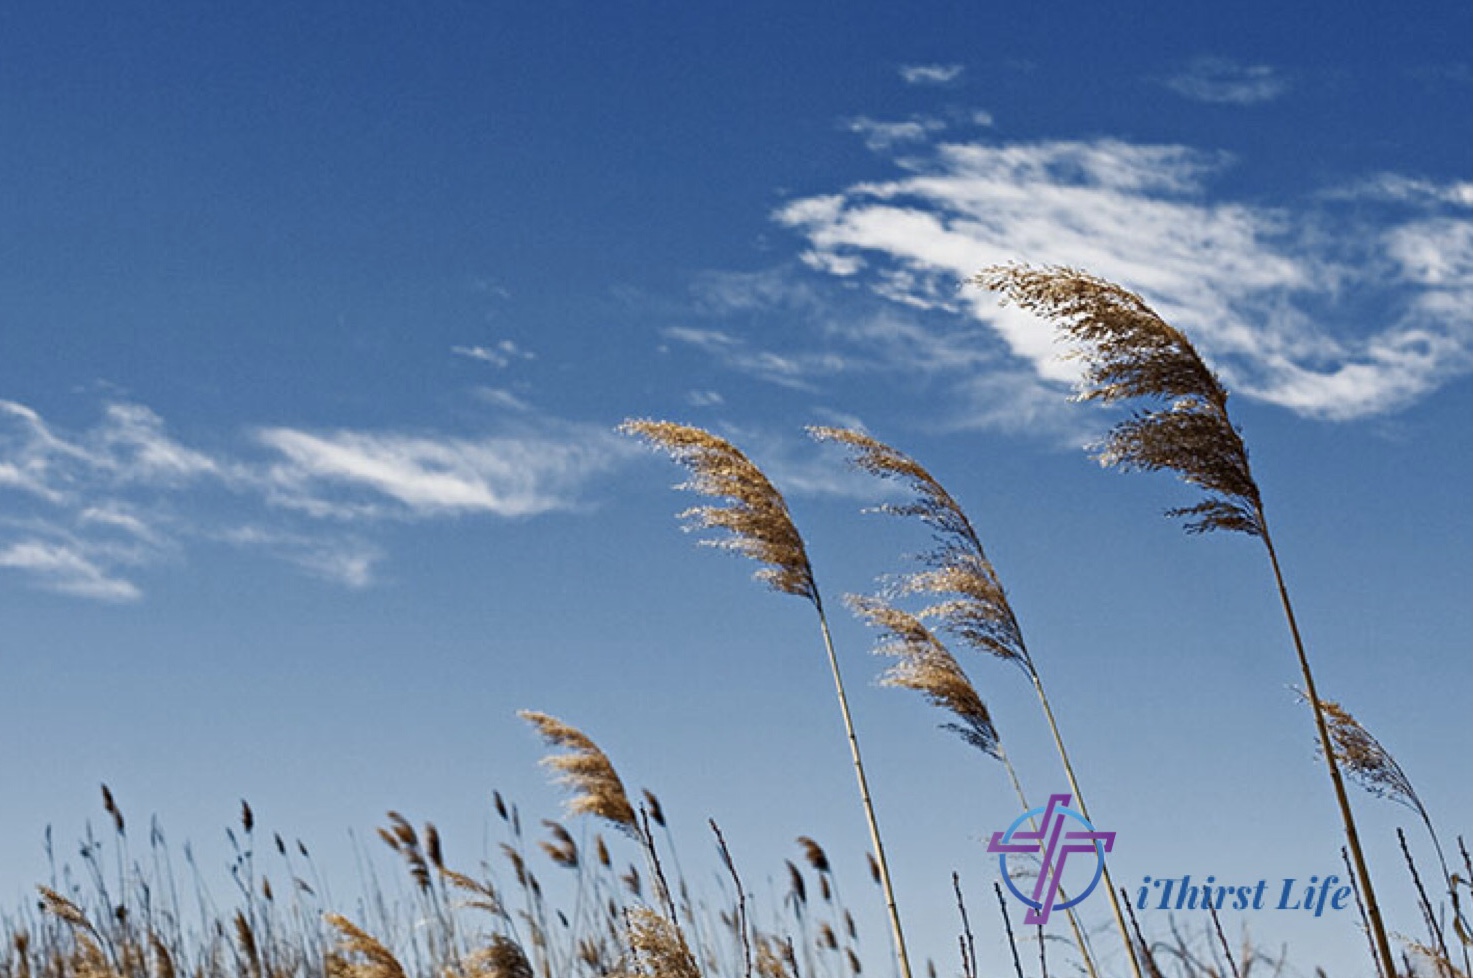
[1258,520,1396,978]
[814,603,913,978]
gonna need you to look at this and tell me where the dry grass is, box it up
[973,262,1403,977]
[974,264,1262,536]
[518,711,639,838]
[619,420,816,603]
[845,595,1000,757]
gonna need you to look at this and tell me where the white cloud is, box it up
[0,540,141,602]
[900,64,964,86]
[846,116,947,151]
[219,526,381,589]
[453,340,535,368]
[257,425,633,519]
[0,398,219,498]
[686,390,725,408]
[0,399,638,599]
[475,387,534,412]
[1164,57,1288,105]
[774,137,1472,422]
[1323,173,1473,208]
[661,327,849,390]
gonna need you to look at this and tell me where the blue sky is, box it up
[1,2,1469,974]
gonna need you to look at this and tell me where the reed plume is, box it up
[621,419,913,978]
[812,426,1121,978]
[461,936,535,978]
[974,264,1259,536]
[976,262,1396,977]
[613,907,701,978]
[845,596,999,757]
[618,420,816,601]
[519,710,639,838]
[809,427,1029,669]
[323,914,406,978]
[1311,695,1469,976]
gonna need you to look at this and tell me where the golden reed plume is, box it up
[810,426,1029,671]
[846,595,1000,757]
[623,419,913,978]
[815,426,1109,978]
[519,711,639,838]
[975,262,1397,978]
[618,420,817,603]
[975,264,1262,536]
[324,914,406,978]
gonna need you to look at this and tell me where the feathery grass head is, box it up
[620,419,817,602]
[611,907,701,978]
[462,935,535,978]
[847,596,1001,757]
[324,914,406,978]
[1307,695,1425,818]
[811,427,1029,671]
[520,711,639,838]
[974,264,1263,536]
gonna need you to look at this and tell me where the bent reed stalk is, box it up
[814,426,1125,978]
[619,418,914,978]
[847,595,1102,978]
[975,263,1398,978]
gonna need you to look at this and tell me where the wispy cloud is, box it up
[1322,173,1473,208]
[256,424,633,519]
[0,539,142,602]
[475,387,534,412]
[900,64,964,86]
[218,526,382,589]
[686,390,724,408]
[661,327,846,391]
[846,116,947,151]
[453,340,535,368]
[0,399,636,599]
[771,137,1471,423]
[1164,57,1288,105]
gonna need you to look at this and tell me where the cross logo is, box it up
[987,793,1115,925]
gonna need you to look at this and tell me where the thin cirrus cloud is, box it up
[1163,56,1289,105]
[846,116,948,151]
[771,136,1472,422]
[899,64,964,86]
[452,340,535,368]
[0,538,142,602]
[0,399,633,600]
[256,425,632,519]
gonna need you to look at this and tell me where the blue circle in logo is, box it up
[995,805,1108,913]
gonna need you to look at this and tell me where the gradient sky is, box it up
[2,3,1469,975]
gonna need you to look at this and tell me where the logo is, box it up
[987,793,1115,925]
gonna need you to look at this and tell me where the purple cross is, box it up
[987,793,1115,925]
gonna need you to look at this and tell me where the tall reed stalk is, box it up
[847,594,1101,978]
[619,419,914,978]
[975,263,1398,978]
[814,426,1131,978]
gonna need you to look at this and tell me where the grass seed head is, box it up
[520,711,639,838]
[621,419,817,603]
[812,427,1030,670]
[974,263,1263,536]
[848,596,1001,758]
[324,914,406,978]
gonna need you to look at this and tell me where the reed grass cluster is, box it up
[6,262,1464,978]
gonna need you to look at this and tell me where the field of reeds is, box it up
[6,267,1468,978]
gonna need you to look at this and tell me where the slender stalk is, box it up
[1029,665,1142,978]
[814,603,913,978]
[999,752,1100,978]
[995,881,1026,978]
[1259,521,1396,976]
